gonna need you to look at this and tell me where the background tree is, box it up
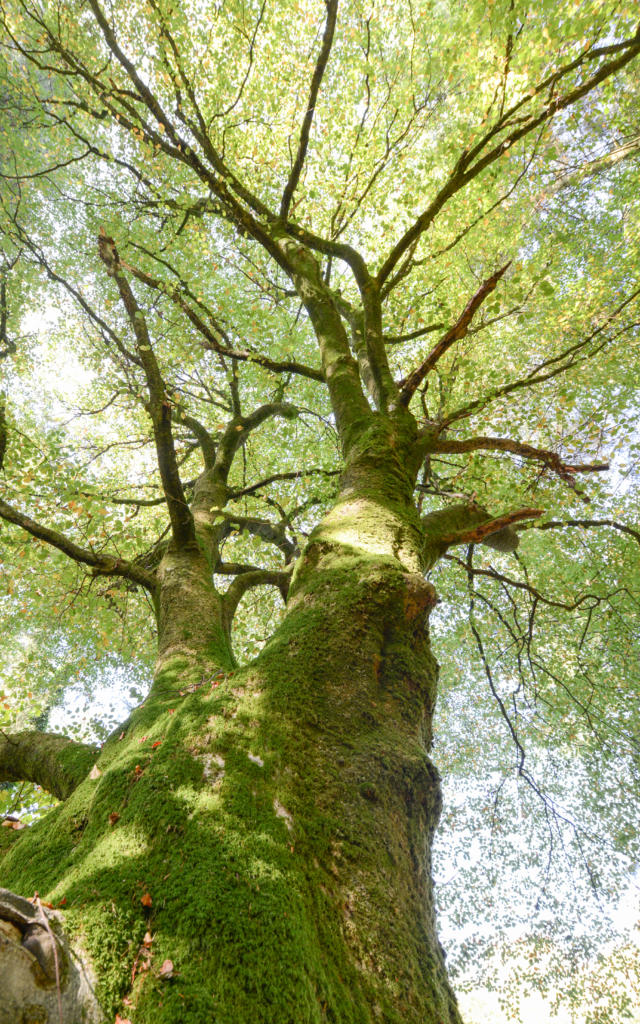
[0,1,639,1021]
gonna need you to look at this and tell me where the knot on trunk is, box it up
[402,575,438,624]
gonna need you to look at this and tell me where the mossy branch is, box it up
[0,730,99,800]
[422,502,544,569]
[222,567,292,631]
[0,267,18,362]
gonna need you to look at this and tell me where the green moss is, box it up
[0,444,461,1023]
[57,737,99,784]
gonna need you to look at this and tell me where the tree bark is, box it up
[0,417,462,1024]
[0,731,98,801]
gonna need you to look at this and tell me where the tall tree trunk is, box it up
[0,420,462,1024]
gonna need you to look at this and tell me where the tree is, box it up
[0,0,639,1021]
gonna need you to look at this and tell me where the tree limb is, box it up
[0,496,157,592]
[544,133,640,197]
[123,259,325,383]
[444,552,608,611]
[520,518,640,547]
[98,231,195,547]
[280,0,339,219]
[178,413,217,469]
[0,401,7,473]
[214,511,298,562]
[398,264,510,404]
[421,501,544,569]
[0,730,99,800]
[377,32,640,287]
[430,435,609,485]
[436,507,544,546]
[222,567,292,631]
[442,285,640,427]
[385,322,445,346]
[0,268,18,361]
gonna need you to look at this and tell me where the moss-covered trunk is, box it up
[0,420,461,1024]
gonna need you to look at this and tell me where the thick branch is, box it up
[190,402,301,522]
[0,272,17,360]
[98,231,195,547]
[398,264,510,405]
[179,413,217,469]
[431,435,609,484]
[0,730,99,800]
[0,402,6,472]
[422,501,543,569]
[0,496,156,591]
[280,0,339,219]
[277,242,370,448]
[435,507,544,546]
[214,511,298,562]
[359,281,398,412]
[222,568,291,631]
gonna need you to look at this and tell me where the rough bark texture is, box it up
[0,416,463,1024]
[0,888,103,1024]
[0,731,99,801]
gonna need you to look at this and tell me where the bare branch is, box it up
[377,33,640,287]
[445,552,610,611]
[398,264,510,405]
[229,467,340,500]
[385,322,445,345]
[280,0,339,219]
[178,413,217,469]
[521,517,640,547]
[466,550,527,775]
[0,495,156,592]
[98,231,195,547]
[431,435,608,486]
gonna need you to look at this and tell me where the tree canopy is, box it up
[1,0,639,1020]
